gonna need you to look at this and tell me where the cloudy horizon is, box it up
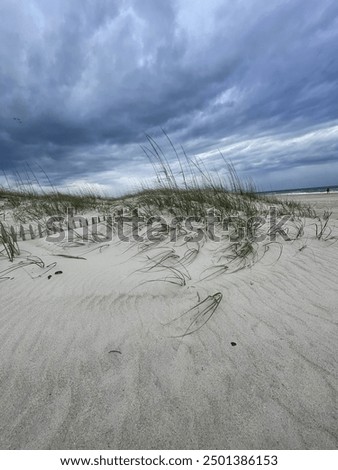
[1,0,338,195]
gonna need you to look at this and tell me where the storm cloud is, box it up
[1,0,338,192]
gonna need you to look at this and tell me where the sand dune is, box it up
[0,195,337,449]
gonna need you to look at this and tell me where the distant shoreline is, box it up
[261,185,338,196]
[272,191,338,219]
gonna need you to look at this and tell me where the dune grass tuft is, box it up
[165,292,223,338]
[0,222,20,261]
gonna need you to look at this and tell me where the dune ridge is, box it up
[0,191,337,449]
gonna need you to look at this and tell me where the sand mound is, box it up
[0,199,337,449]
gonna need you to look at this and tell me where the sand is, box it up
[0,193,337,449]
[278,192,338,219]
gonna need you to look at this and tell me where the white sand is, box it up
[0,194,337,449]
[277,192,338,219]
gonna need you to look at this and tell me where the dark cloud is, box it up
[1,0,338,192]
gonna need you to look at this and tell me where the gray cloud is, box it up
[1,0,338,192]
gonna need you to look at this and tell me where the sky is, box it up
[1,0,338,194]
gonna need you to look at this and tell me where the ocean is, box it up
[262,185,338,196]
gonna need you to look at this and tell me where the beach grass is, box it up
[0,136,320,268]
[0,221,20,261]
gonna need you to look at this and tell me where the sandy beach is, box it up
[0,192,337,450]
[277,192,338,219]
